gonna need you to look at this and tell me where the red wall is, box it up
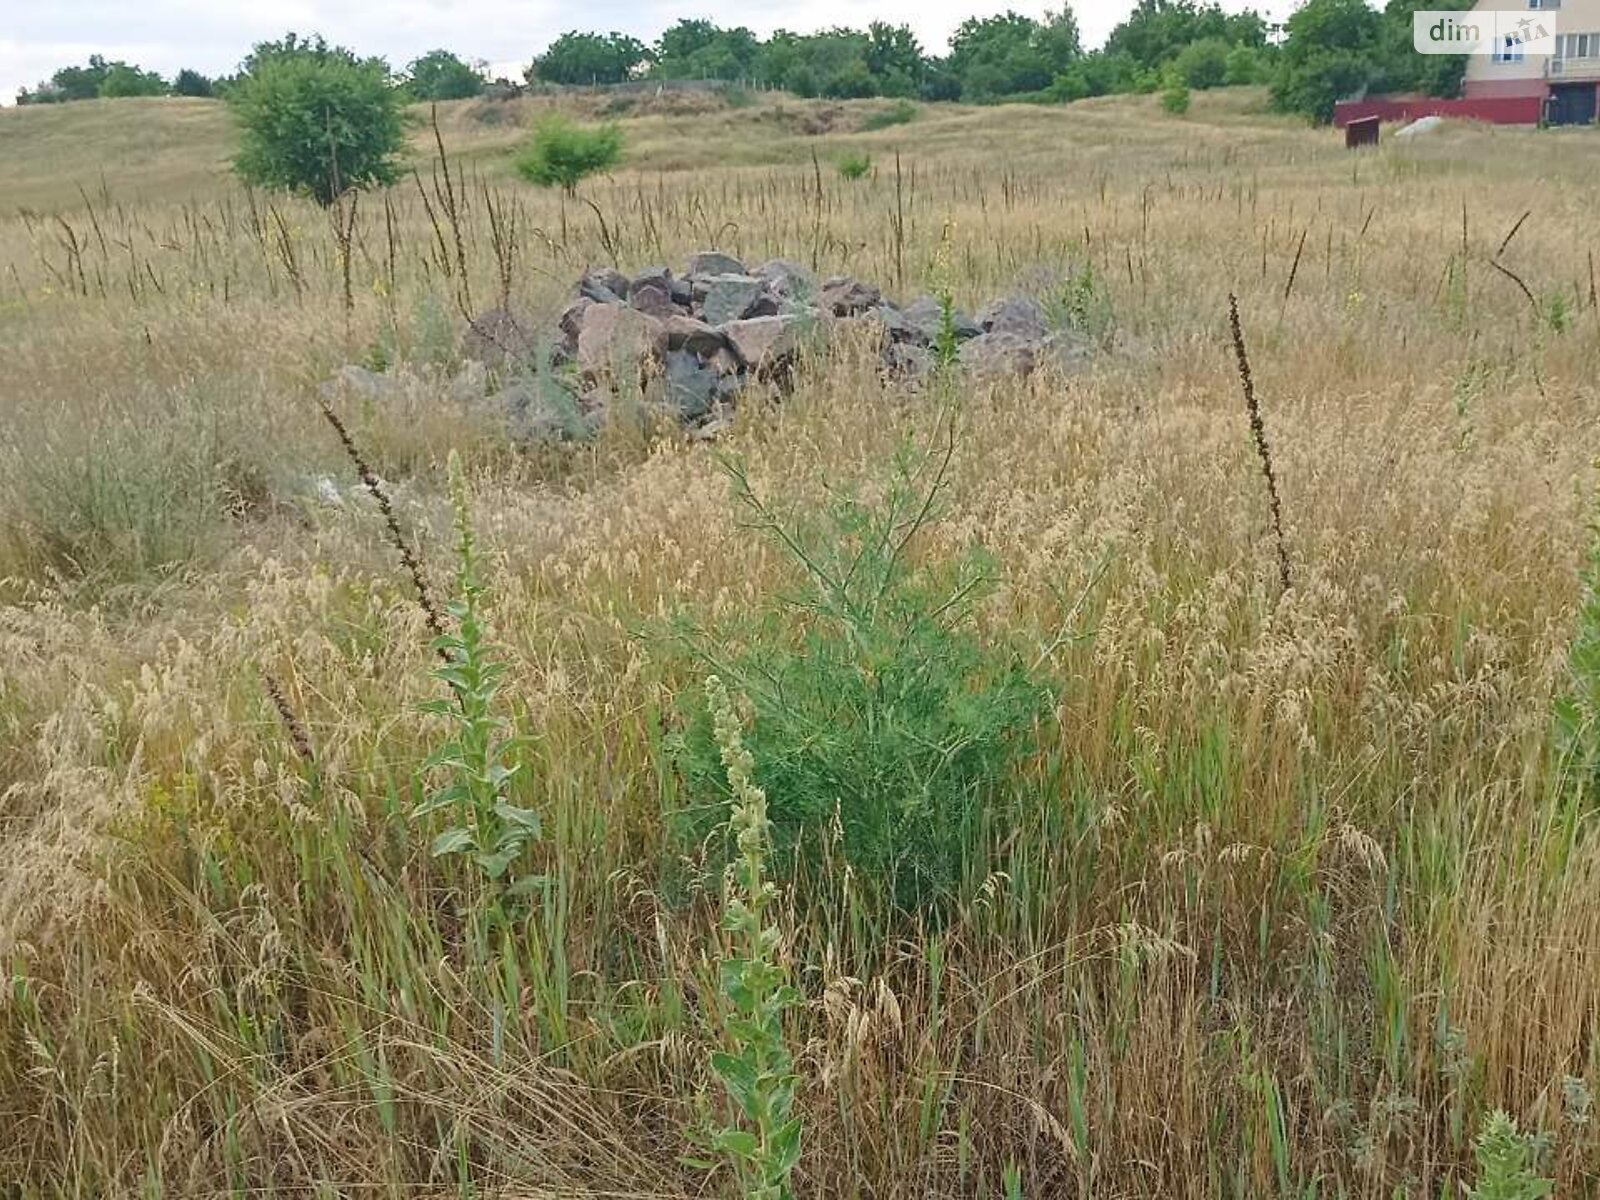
[1333,95,1543,126]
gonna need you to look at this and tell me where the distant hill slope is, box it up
[0,98,236,210]
[0,88,1290,214]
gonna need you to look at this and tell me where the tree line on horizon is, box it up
[13,0,1471,124]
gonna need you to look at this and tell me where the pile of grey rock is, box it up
[459,251,1097,439]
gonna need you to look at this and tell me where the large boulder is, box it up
[753,258,817,301]
[883,341,934,381]
[661,349,742,421]
[579,267,630,304]
[462,308,539,368]
[553,298,595,362]
[577,306,667,382]
[628,280,678,320]
[959,331,1038,381]
[821,276,882,317]
[686,251,747,278]
[628,266,674,295]
[872,304,922,345]
[699,274,771,326]
[901,295,982,343]
[723,314,805,372]
[662,314,727,357]
[977,296,1048,340]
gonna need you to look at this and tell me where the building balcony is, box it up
[1548,56,1600,79]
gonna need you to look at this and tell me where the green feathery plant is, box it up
[1467,1111,1553,1200]
[667,412,1051,911]
[415,451,539,884]
[698,673,803,1200]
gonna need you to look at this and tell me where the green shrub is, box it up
[837,152,872,181]
[1224,45,1265,86]
[1171,38,1231,90]
[230,50,407,205]
[514,116,624,195]
[862,99,918,130]
[1161,82,1191,115]
[666,431,1053,910]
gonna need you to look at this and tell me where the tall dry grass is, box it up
[1,88,1598,1197]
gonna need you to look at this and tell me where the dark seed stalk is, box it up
[1228,292,1291,597]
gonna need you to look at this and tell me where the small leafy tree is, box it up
[514,117,623,196]
[1161,81,1192,114]
[230,48,407,205]
[837,152,871,181]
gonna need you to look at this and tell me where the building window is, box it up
[1494,35,1525,62]
[1559,32,1595,57]
[1530,0,1561,10]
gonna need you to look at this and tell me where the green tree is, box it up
[1271,0,1383,121]
[18,55,109,103]
[98,62,168,98]
[172,69,215,97]
[241,33,359,76]
[230,49,407,205]
[866,22,925,96]
[515,116,623,195]
[823,60,879,98]
[919,61,963,101]
[653,19,760,80]
[1106,0,1267,74]
[1050,50,1141,100]
[48,56,112,100]
[1224,44,1265,85]
[406,50,484,100]
[528,32,648,85]
[1171,37,1231,88]
[1376,0,1473,96]
[948,9,1081,100]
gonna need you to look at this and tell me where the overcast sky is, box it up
[0,0,1290,104]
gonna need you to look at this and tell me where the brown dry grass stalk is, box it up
[1227,291,1291,597]
[317,396,448,648]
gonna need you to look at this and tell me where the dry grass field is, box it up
[2,86,1600,1197]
